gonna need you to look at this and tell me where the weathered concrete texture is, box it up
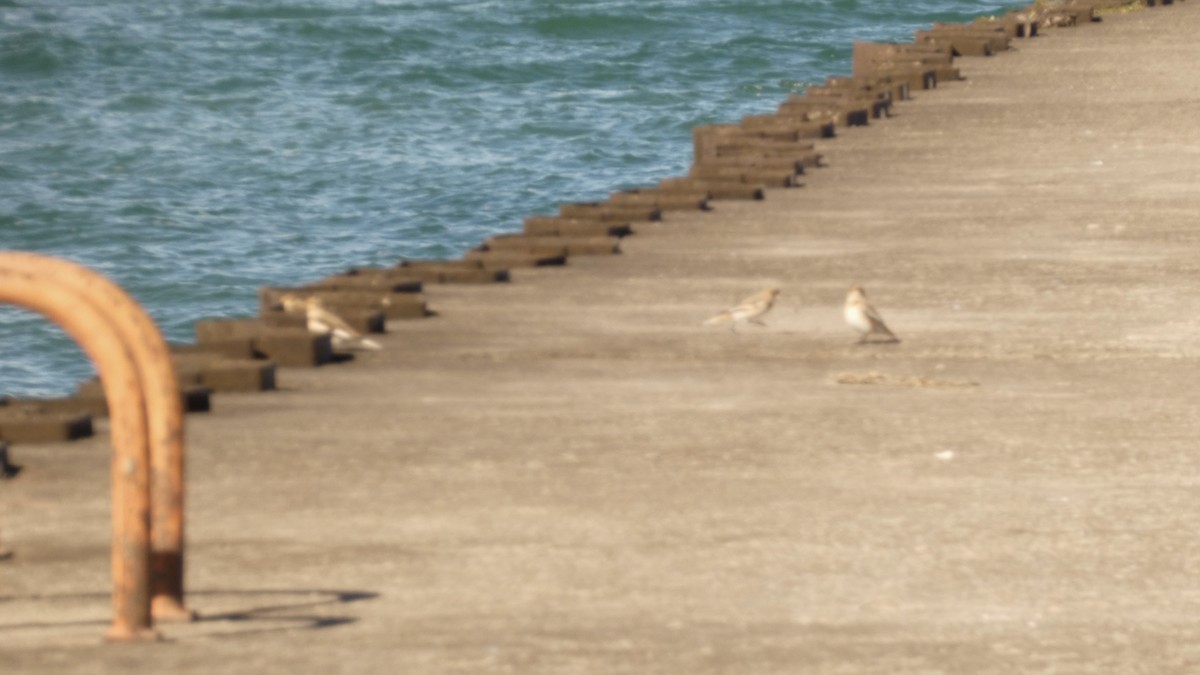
[5,4,1200,672]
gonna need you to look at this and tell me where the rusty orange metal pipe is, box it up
[0,252,190,620]
[0,263,157,640]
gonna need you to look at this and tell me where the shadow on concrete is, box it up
[0,588,379,639]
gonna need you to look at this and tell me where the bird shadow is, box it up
[0,588,378,641]
[855,337,902,346]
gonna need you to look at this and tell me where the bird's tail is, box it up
[359,337,383,350]
[703,311,731,326]
[875,322,900,343]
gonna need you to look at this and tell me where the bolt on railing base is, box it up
[153,595,198,622]
[105,625,162,643]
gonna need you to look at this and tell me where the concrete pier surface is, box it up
[5,4,1200,672]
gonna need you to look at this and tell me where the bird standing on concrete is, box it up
[278,294,382,351]
[844,284,899,344]
[703,288,781,332]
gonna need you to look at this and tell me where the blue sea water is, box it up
[0,0,1018,397]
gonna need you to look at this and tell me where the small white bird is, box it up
[277,294,382,351]
[703,288,781,332]
[844,285,899,344]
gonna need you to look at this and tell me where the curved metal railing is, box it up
[0,252,190,640]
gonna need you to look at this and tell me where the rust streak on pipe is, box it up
[0,264,157,641]
[0,252,191,621]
